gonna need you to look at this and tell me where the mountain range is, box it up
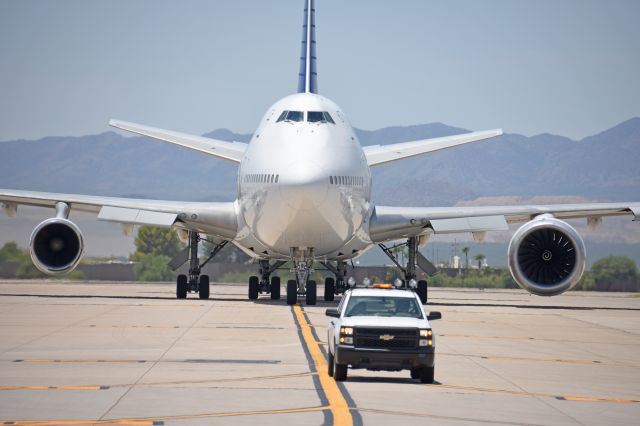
[1,118,638,206]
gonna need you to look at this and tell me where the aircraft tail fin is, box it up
[297,0,318,94]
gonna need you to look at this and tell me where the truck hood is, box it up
[340,316,429,328]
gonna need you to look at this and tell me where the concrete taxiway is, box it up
[0,280,638,425]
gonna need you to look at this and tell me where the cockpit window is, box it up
[276,111,287,122]
[276,110,304,123]
[307,111,335,124]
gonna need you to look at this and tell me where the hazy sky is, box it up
[1,0,639,141]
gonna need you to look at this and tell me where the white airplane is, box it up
[1,0,638,305]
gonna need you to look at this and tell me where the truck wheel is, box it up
[327,350,334,377]
[248,276,259,300]
[419,366,434,384]
[286,280,297,305]
[324,277,335,301]
[270,276,281,300]
[410,368,420,379]
[417,280,428,304]
[334,357,347,381]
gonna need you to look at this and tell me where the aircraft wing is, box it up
[0,189,238,239]
[363,129,503,167]
[109,119,247,163]
[369,202,640,242]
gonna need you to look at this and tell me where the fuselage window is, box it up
[329,176,333,184]
[275,174,279,183]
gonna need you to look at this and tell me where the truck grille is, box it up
[354,327,418,349]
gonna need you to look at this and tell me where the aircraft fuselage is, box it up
[235,93,373,260]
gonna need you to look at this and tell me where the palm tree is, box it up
[474,253,486,269]
[462,246,470,270]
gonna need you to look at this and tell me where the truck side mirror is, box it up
[427,311,442,321]
[325,308,340,318]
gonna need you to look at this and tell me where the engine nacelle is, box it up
[508,215,586,296]
[29,218,84,274]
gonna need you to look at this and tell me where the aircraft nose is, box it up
[278,160,329,209]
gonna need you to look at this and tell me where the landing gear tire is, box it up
[176,274,187,299]
[286,280,297,305]
[328,350,335,377]
[248,276,259,300]
[198,275,210,300]
[270,276,281,300]
[410,368,420,379]
[417,280,428,304]
[324,277,335,302]
[420,366,434,384]
[306,280,317,305]
[333,356,347,381]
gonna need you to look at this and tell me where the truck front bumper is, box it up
[335,346,435,370]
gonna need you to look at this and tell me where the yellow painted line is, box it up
[293,304,353,425]
[2,405,328,425]
[436,383,640,404]
[0,385,105,391]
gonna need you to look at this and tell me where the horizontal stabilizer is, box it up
[109,119,247,163]
[363,129,503,166]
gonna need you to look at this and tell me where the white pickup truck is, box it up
[326,286,442,383]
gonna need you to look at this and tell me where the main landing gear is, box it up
[379,236,436,304]
[319,260,349,302]
[173,231,228,300]
[248,259,287,301]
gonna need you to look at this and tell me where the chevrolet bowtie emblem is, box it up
[379,334,395,341]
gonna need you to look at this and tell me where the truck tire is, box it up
[327,350,334,377]
[286,280,297,305]
[334,356,347,381]
[410,368,420,379]
[420,366,434,384]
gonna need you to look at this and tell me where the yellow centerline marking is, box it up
[2,405,329,425]
[293,304,353,425]
[0,385,104,391]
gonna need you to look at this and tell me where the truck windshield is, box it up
[345,296,423,318]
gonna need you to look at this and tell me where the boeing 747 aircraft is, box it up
[1,0,638,305]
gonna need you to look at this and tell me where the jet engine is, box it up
[29,217,84,274]
[508,215,585,296]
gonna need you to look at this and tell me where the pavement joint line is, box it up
[1,405,330,425]
[437,352,605,365]
[432,383,640,404]
[0,385,108,391]
[97,303,215,422]
[292,305,354,426]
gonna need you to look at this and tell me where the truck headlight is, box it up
[340,327,353,335]
[419,329,432,337]
[419,339,433,347]
[339,336,354,344]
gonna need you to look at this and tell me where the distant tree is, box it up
[130,226,183,261]
[0,242,24,262]
[461,246,470,270]
[473,253,486,269]
[591,256,638,291]
[133,254,174,281]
